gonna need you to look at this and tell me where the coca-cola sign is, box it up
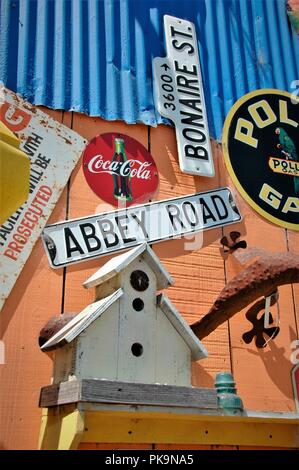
[82,133,159,207]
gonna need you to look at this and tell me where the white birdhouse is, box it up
[40,244,208,387]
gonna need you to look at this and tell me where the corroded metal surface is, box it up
[191,252,299,340]
[39,313,77,348]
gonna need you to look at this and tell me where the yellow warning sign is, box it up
[0,121,30,224]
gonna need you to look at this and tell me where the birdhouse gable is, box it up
[41,288,123,351]
[83,243,173,291]
[157,294,208,361]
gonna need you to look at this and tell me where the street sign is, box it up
[42,187,241,268]
[0,86,86,310]
[153,15,214,178]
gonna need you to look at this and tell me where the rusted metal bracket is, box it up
[242,293,280,348]
[191,252,299,340]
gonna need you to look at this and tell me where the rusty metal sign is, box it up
[0,86,86,311]
[42,187,241,269]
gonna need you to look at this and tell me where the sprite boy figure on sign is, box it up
[112,137,133,202]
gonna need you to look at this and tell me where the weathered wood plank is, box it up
[39,379,218,410]
[81,380,217,409]
[39,380,81,408]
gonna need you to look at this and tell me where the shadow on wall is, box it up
[192,362,215,388]
[244,326,298,399]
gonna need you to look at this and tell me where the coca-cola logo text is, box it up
[88,154,152,180]
[82,133,159,207]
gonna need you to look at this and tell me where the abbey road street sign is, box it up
[153,15,214,178]
[42,188,241,268]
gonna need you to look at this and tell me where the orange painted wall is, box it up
[0,109,298,450]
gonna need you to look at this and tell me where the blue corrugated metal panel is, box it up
[0,0,298,140]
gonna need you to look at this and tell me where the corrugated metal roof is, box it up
[0,0,298,140]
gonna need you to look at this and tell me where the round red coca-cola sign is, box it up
[82,133,159,207]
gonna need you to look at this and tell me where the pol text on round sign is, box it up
[223,89,299,231]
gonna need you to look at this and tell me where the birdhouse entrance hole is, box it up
[131,343,143,357]
[130,270,149,291]
[132,298,144,311]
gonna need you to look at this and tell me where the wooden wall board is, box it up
[219,155,298,412]
[0,109,67,449]
[1,111,298,449]
[287,231,299,332]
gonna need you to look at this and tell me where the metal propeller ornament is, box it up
[220,231,247,259]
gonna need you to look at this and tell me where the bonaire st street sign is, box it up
[42,187,242,268]
[153,15,214,178]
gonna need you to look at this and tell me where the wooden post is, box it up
[38,405,85,450]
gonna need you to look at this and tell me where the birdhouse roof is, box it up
[157,294,208,361]
[40,289,208,360]
[41,289,123,351]
[83,243,173,290]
